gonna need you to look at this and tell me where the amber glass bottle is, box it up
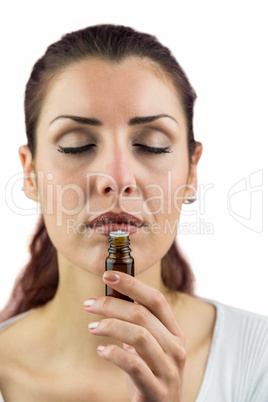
[105,230,134,302]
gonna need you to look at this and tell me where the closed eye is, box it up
[57,144,96,154]
[133,144,171,154]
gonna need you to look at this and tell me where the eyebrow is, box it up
[128,114,177,125]
[49,113,177,126]
[49,115,102,126]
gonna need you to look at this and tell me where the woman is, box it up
[0,24,267,401]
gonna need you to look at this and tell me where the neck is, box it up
[41,252,168,367]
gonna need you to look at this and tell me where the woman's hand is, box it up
[83,271,186,402]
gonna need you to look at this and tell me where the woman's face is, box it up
[22,57,201,276]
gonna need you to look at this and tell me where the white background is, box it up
[0,0,267,315]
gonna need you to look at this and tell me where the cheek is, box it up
[141,164,189,219]
[35,168,87,226]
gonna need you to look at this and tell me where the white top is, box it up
[0,300,268,401]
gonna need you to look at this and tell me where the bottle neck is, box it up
[108,235,131,255]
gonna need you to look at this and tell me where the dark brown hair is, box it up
[1,24,196,321]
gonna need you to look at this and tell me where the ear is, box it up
[19,145,39,202]
[185,141,203,197]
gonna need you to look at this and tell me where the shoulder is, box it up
[0,310,34,333]
[0,310,35,387]
[217,302,268,366]
[208,300,268,400]
[213,301,268,343]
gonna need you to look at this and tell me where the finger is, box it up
[88,318,169,377]
[84,296,186,358]
[97,344,165,401]
[102,270,183,336]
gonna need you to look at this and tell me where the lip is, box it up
[86,212,144,235]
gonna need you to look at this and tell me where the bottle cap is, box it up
[109,230,129,237]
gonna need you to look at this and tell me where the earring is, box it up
[21,176,31,191]
[183,194,197,204]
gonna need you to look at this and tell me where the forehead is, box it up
[39,56,186,128]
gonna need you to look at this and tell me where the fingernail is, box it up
[88,321,100,330]
[84,299,95,307]
[103,271,120,282]
[97,345,106,352]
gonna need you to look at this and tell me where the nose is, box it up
[95,147,137,197]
